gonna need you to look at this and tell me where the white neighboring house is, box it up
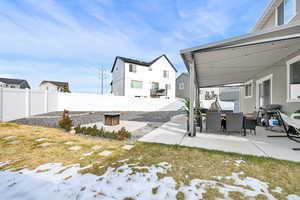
[39,81,71,93]
[111,55,177,99]
[0,78,30,89]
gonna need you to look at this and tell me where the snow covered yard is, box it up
[0,123,300,200]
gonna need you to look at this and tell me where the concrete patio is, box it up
[139,115,300,162]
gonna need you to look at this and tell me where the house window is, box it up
[287,57,300,101]
[151,82,159,90]
[277,0,295,26]
[245,80,253,98]
[179,82,184,90]
[131,80,143,89]
[129,64,137,73]
[165,84,171,90]
[163,70,169,78]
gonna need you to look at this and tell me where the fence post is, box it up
[44,90,48,113]
[25,88,30,117]
[0,87,3,122]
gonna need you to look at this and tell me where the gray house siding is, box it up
[261,11,276,30]
[240,51,300,114]
[259,0,300,32]
[176,73,189,99]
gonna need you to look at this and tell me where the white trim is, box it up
[244,80,253,99]
[276,0,297,26]
[256,74,273,110]
[286,55,300,102]
[275,6,279,27]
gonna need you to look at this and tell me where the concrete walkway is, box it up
[139,115,300,162]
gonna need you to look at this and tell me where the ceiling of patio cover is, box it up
[193,34,300,88]
[180,22,300,88]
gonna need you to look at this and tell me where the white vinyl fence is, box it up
[0,88,175,122]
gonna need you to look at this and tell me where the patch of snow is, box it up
[38,143,51,147]
[99,151,112,157]
[64,141,74,145]
[118,159,129,163]
[272,186,283,193]
[3,136,17,140]
[35,138,47,142]
[68,146,81,151]
[8,141,20,145]
[0,161,295,200]
[234,160,246,167]
[82,152,93,157]
[122,145,134,150]
[91,145,102,150]
[287,194,300,200]
[0,160,12,168]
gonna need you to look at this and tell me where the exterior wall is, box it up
[258,0,300,32]
[39,82,58,92]
[123,57,176,99]
[260,11,276,30]
[240,52,300,114]
[175,74,189,98]
[0,82,21,89]
[112,59,125,96]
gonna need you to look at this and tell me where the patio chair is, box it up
[267,111,300,151]
[206,112,222,132]
[226,113,244,135]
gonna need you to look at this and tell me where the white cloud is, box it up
[0,0,262,92]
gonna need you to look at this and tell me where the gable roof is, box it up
[176,72,189,80]
[252,0,280,32]
[40,80,69,88]
[111,54,177,72]
[0,77,31,89]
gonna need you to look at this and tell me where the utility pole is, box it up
[101,65,104,95]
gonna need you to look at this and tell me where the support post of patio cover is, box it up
[188,59,196,136]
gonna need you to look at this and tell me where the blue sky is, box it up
[0,0,269,93]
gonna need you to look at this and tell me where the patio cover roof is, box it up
[180,22,300,88]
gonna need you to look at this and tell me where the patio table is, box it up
[201,113,257,136]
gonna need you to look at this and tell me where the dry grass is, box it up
[0,122,300,199]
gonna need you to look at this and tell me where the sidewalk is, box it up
[139,115,300,162]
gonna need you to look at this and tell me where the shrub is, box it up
[74,125,131,140]
[59,110,73,131]
[115,127,132,140]
[59,116,73,131]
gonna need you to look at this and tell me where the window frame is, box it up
[131,80,143,89]
[163,70,169,78]
[244,80,253,99]
[287,55,300,102]
[276,0,297,26]
[178,82,184,90]
[129,64,137,73]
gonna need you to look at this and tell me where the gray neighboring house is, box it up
[181,0,300,122]
[0,78,30,89]
[176,73,189,98]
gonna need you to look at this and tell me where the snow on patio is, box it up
[0,160,299,200]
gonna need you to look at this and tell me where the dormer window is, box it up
[277,0,296,26]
